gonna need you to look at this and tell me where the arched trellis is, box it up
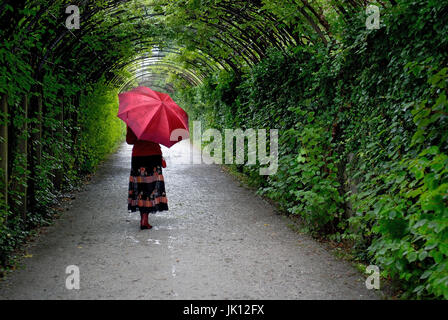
[0,0,399,221]
[2,0,351,91]
[102,41,217,85]
[113,59,205,88]
[2,0,400,89]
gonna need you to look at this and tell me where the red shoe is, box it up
[140,213,152,230]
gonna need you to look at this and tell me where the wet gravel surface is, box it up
[0,141,379,299]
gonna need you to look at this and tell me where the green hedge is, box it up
[77,84,125,174]
[0,76,125,270]
[175,0,448,299]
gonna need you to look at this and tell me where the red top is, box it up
[126,126,162,157]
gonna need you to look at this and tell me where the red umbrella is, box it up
[118,86,189,148]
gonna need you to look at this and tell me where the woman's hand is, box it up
[126,125,138,144]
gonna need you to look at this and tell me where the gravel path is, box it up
[0,141,379,300]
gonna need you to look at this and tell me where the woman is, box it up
[126,125,168,230]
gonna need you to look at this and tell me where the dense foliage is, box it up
[175,1,448,299]
[0,1,131,271]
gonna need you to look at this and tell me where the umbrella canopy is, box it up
[118,86,189,148]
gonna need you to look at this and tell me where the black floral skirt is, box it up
[128,155,168,214]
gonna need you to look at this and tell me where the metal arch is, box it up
[123,61,204,84]
[1,0,347,92]
[109,58,204,90]
[107,57,206,85]
[31,0,296,67]
[108,47,220,75]
[104,46,221,86]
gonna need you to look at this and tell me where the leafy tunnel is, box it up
[0,0,349,249]
[1,0,447,299]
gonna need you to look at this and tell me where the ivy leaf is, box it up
[418,251,428,261]
[407,251,417,263]
[420,270,432,280]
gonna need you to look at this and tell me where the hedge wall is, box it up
[175,0,448,299]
